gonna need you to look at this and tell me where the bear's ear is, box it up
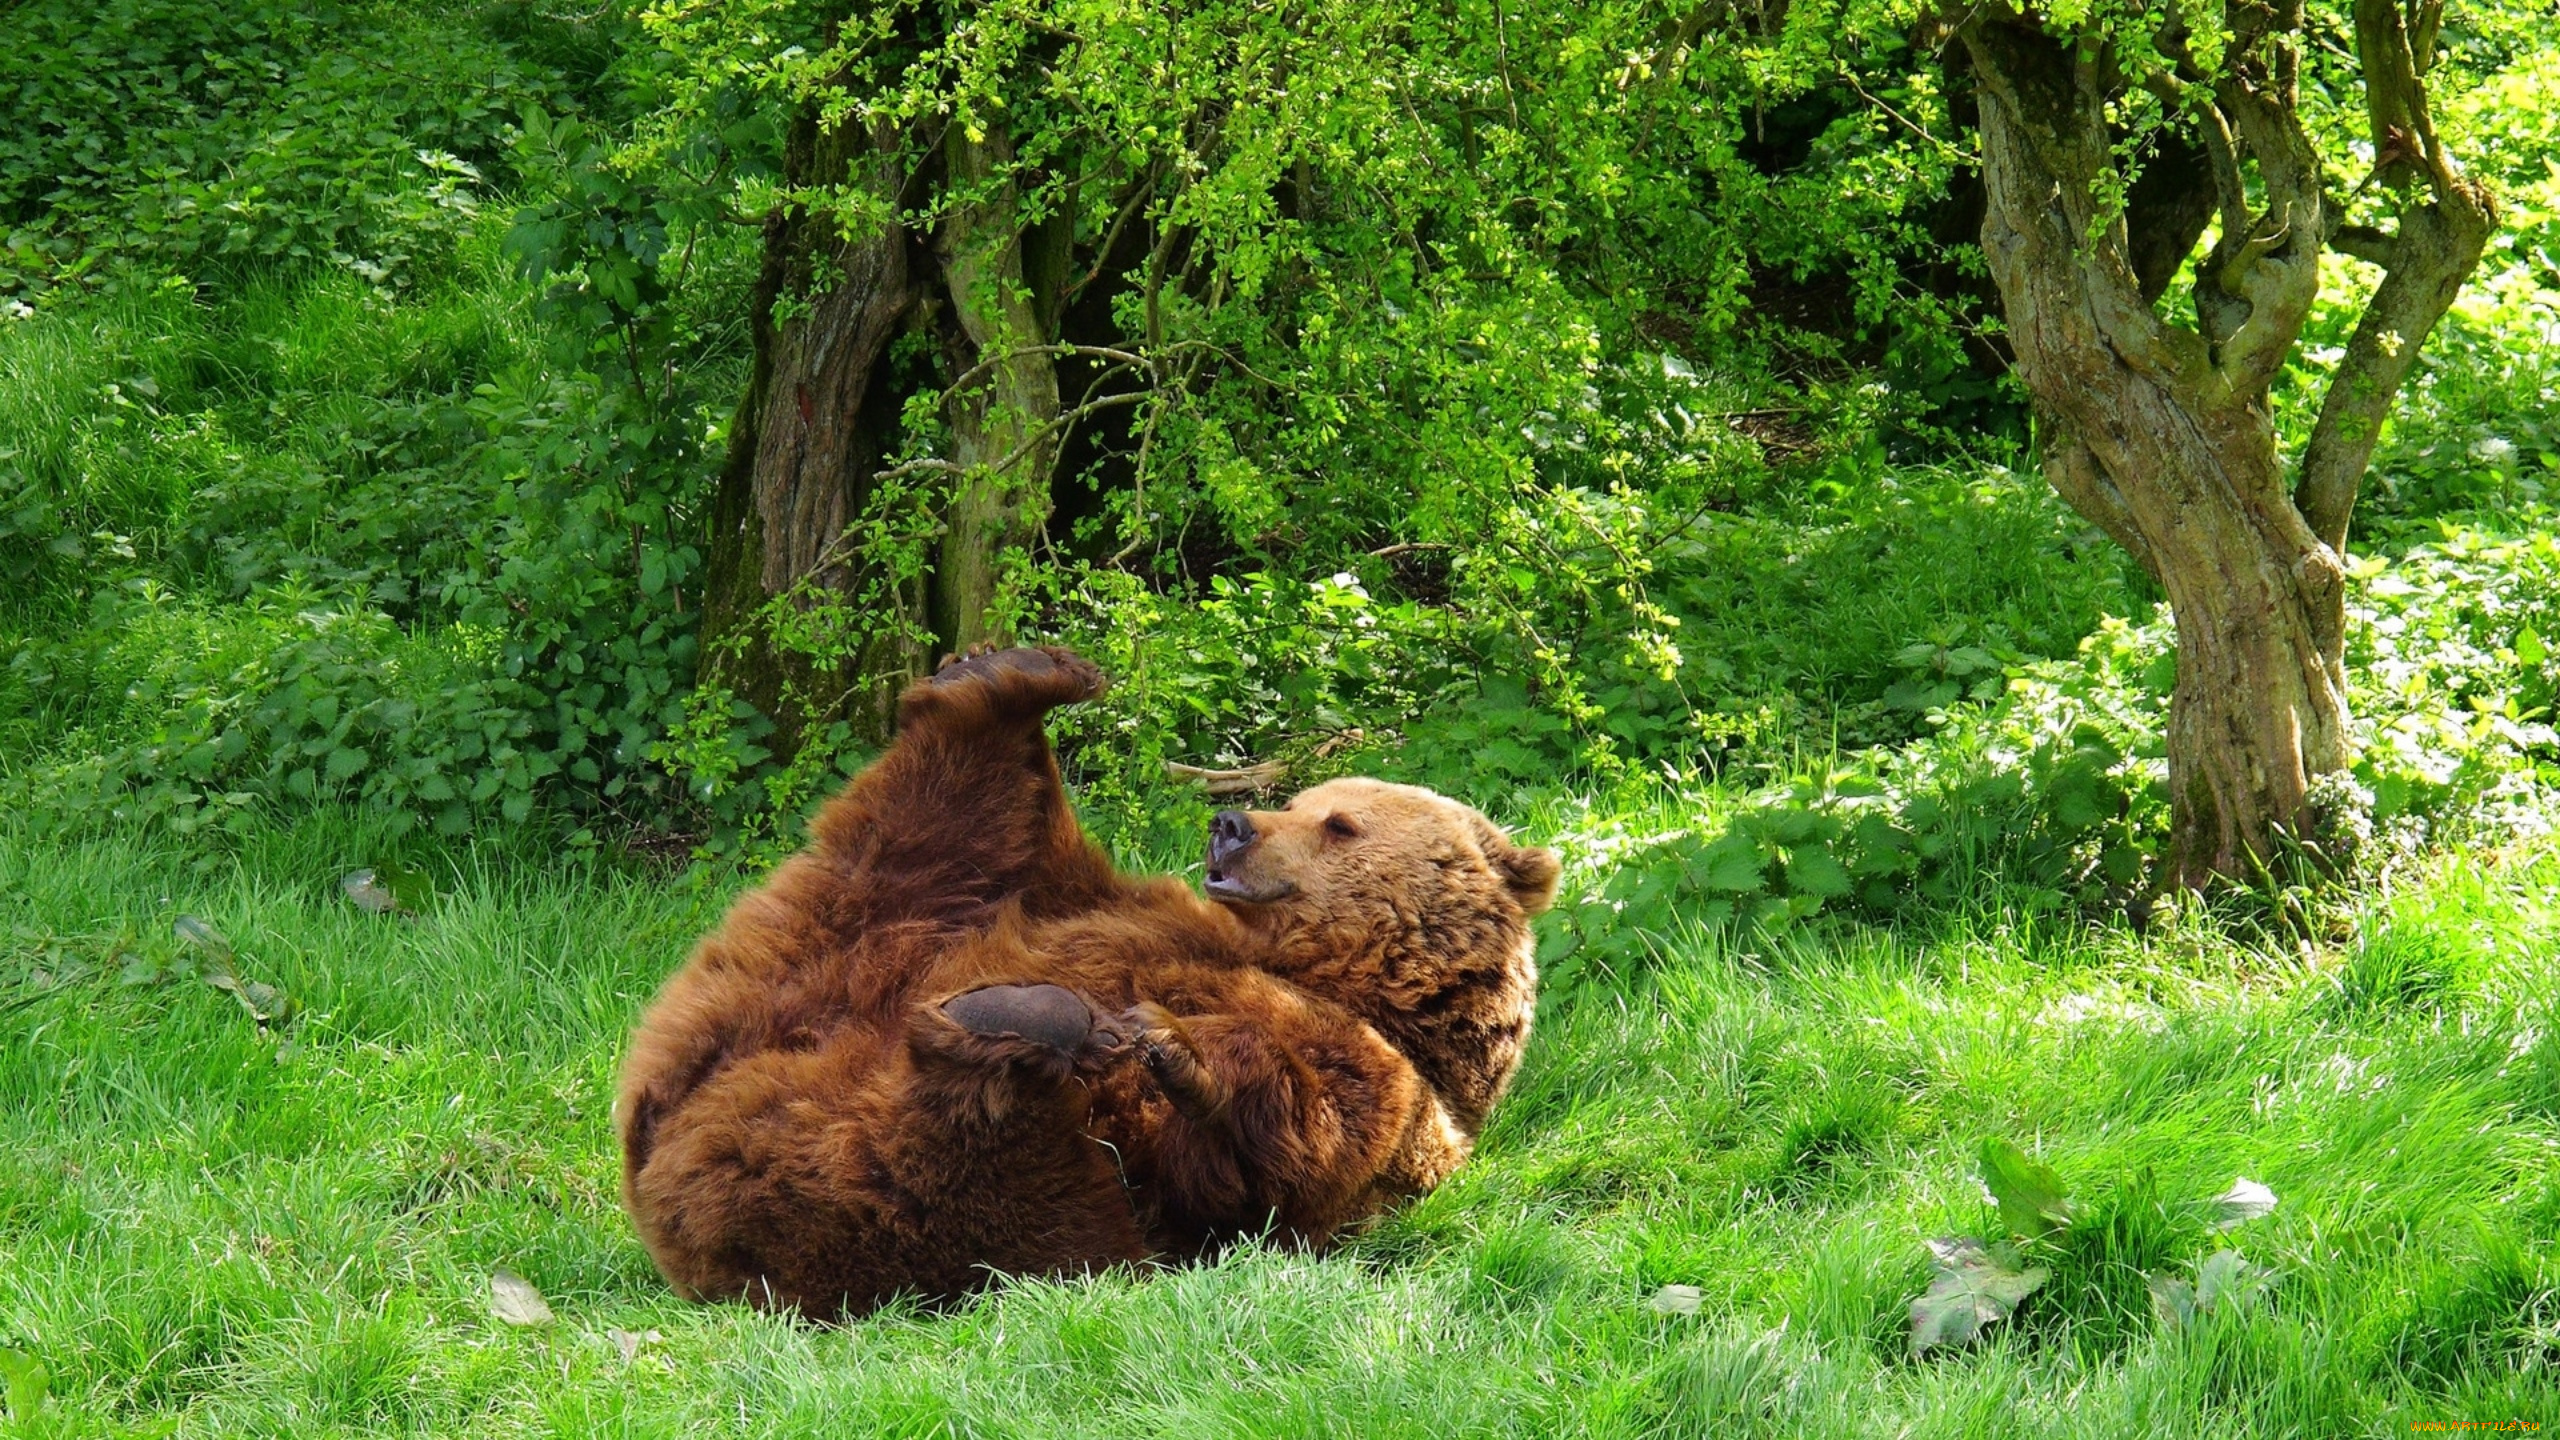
[1497,845,1561,915]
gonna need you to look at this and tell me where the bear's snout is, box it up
[1206,809,1296,902]
[1209,809,1257,866]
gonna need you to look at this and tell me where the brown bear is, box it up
[615,646,1557,1317]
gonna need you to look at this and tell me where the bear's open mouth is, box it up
[1203,867,1296,903]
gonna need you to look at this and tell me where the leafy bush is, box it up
[0,200,749,838]
[2,0,2554,890]
[1534,518,2560,979]
[0,0,776,845]
[0,0,583,299]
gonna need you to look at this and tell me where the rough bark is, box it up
[697,112,924,746]
[931,122,1064,654]
[1956,3,2490,886]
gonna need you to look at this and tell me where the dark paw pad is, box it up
[928,644,1046,688]
[929,642,1003,681]
[926,645,1105,702]
[942,984,1098,1052]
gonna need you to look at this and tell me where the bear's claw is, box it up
[1122,1003,1231,1124]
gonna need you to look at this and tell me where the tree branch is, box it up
[1063,162,1163,307]
[1960,18,2181,379]
[2206,43,2326,396]
[2356,0,2445,188]
[2292,0,2498,550]
[875,388,1155,492]
[2326,222,2397,266]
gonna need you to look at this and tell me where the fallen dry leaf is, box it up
[490,1270,554,1327]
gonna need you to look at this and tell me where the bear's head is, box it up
[1202,777,1558,1124]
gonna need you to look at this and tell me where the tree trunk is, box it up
[2124,436,2351,881]
[697,116,1086,750]
[931,122,1063,654]
[2039,412,2351,884]
[1959,5,2490,886]
[1961,16,2344,885]
[697,111,924,748]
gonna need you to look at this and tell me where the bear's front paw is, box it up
[1119,1003,1232,1124]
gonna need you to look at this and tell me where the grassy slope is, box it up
[3,808,2554,1437]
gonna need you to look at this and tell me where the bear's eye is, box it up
[1323,813,1362,841]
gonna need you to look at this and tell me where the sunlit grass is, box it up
[2,807,2553,1436]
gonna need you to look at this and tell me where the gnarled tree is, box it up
[1954,0,2497,884]
[663,0,1776,764]
[696,97,1083,747]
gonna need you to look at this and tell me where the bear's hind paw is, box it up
[930,984,1129,1071]
[923,646,1107,711]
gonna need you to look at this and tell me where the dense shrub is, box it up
[0,0,582,299]
[0,219,747,839]
[0,0,2552,895]
[1534,522,2560,979]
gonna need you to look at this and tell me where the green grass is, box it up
[3,805,2555,1437]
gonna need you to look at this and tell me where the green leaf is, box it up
[1646,1283,1704,1316]
[204,968,295,1025]
[173,915,234,964]
[1978,1138,2073,1238]
[325,745,369,781]
[1785,843,1854,899]
[2519,627,2548,665]
[1534,915,1581,966]
[1909,1236,2047,1356]
[0,1347,45,1423]
[2194,1249,2273,1310]
[1689,834,1766,893]
[2100,842,2147,885]
[1765,807,1825,846]
[342,870,400,915]
[2044,760,2111,831]
[2142,652,2178,694]
[343,862,436,916]
[2146,1271,2197,1330]
[2151,1250,2274,1330]
[179,916,292,1024]
[491,1270,555,1326]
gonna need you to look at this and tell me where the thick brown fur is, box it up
[615,646,1559,1317]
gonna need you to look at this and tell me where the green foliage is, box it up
[1908,1140,2287,1362]
[1531,511,2559,977]
[0,1,2557,1431]
[1979,1138,2075,1241]
[2,313,715,840]
[1,0,2555,881]
[0,25,759,840]
[0,0,577,299]
[615,0,2002,787]
[1908,1236,2048,1358]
